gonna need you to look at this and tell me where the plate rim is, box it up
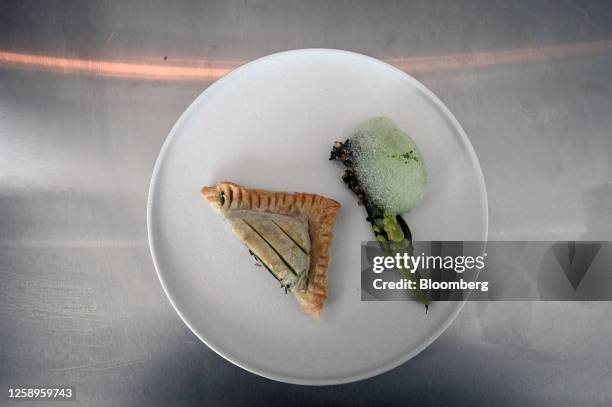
[147,48,489,385]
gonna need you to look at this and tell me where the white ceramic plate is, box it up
[148,49,488,385]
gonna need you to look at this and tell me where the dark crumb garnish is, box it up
[329,140,351,161]
[330,140,383,223]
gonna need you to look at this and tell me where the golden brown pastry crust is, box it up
[201,182,341,318]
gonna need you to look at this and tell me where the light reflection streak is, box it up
[0,51,234,81]
[387,40,612,72]
[0,39,611,81]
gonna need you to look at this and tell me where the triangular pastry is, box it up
[201,182,341,318]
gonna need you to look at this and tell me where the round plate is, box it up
[147,49,488,385]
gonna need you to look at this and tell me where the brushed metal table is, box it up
[2,1,612,405]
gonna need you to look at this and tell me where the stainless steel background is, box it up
[1,1,612,405]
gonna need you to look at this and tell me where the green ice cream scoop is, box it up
[349,117,427,214]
